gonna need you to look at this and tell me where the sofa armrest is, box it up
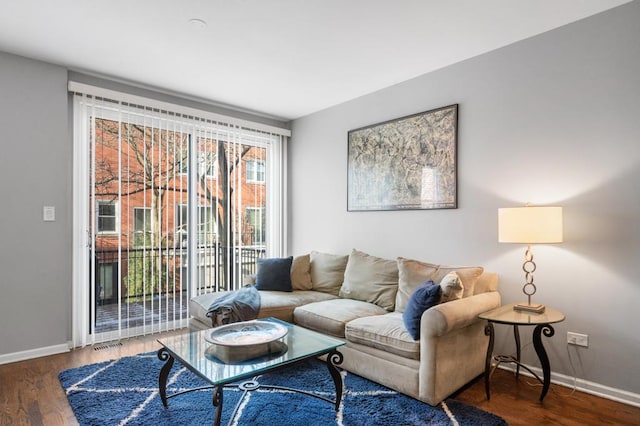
[420,292,501,338]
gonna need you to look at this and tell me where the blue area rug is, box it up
[59,352,506,425]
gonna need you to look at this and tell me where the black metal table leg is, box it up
[157,345,344,423]
[484,322,495,400]
[513,324,521,378]
[533,323,555,401]
[326,350,344,410]
[212,385,223,426]
[157,348,174,408]
[480,304,564,403]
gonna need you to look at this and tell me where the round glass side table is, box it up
[479,303,565,402]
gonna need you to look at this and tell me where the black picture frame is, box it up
[347,104,458,211]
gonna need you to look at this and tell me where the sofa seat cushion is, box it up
[190,290,339,325]
[293,299,387,338]
[345,312,420,360]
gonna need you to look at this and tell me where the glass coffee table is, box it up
[157,318,345,426]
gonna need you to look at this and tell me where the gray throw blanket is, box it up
[206,285,261,327]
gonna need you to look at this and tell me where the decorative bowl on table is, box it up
[204,320,289,363]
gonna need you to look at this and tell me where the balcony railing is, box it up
[92,244,265,333]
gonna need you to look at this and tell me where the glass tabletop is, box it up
[157,318,345,386]
[479,303,565,325]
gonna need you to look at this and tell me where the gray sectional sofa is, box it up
[189,249,501,405]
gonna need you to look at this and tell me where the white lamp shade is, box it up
[498,206,563,244]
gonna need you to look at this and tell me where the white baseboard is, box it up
[0,342,71,365]
[498,364,640,408]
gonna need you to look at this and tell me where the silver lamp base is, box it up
[514,245,546,314]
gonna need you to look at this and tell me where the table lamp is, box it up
[498,205,563,313]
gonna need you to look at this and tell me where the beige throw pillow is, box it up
[395,257,439,313]
[439,272,464,303]
[339,249,399,311]
[291,254,313,290]
[309,251,349,296]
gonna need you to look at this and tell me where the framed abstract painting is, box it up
[347,104,458,211]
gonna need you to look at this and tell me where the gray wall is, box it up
[290,1,640,396]
[0,52,71,354]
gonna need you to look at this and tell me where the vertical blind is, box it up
[71,82,289,346]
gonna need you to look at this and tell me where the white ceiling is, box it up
[0,0,631,120]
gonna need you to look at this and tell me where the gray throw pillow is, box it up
[254,256,294,292]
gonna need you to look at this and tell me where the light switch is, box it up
[43,206,56,222]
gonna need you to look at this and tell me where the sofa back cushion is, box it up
[339,249,399,311]
[473,272,499,294]
[431,265,484,298]
[395,257,439,313]
[395,258,486,311]
[309,251,349,296]
[291,254,313,290]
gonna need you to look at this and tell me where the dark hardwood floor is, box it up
[1,332,638,425]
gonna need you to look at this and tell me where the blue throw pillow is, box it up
[402,280,441,340]
[255,257,294,292]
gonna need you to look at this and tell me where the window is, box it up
[180,150,217,179]
[97,200,118,234]
[246,159,265,183]
[132,207,152,247]
[198,151,217,178]
[97,263,117,303]
[245,207,265,245]
[175,204,216,246]
[198,205,216,244]
[175,204,188,247]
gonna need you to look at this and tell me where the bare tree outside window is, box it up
[93,119,267,306]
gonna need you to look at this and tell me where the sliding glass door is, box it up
[72,87,287,345]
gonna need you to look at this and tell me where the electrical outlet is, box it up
[567,332,588,347]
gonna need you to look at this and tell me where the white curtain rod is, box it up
[68,81,291,137]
